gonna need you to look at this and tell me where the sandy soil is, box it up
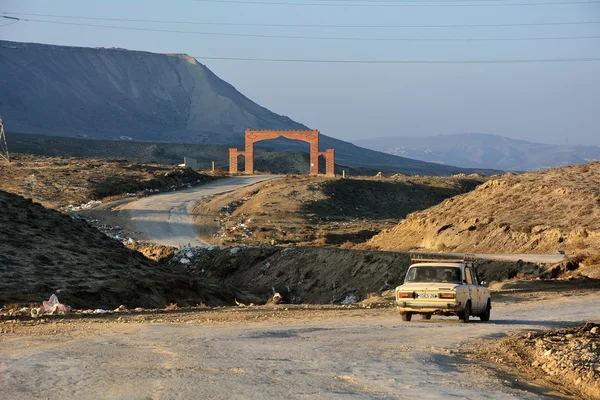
[192,175,485,247]
[1,292,598,399]
[367,162,600,254]
[0,153,213,209]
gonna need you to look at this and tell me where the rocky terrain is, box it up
[355,133,600,171]
[162,245,587,306]
[472,323,600,400]
[0,153,215,209]
[365,162,600,255]
[193,174,486,247]
[0,40,494,176]
[0,189,258,309]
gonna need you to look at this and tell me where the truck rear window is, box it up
[405,266,462,284]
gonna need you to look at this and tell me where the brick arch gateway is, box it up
[229,129,335,176]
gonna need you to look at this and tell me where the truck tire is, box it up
[480,300,491,322]
[460,302,471,323]
[421,314,432,320]
[401,312,412,322]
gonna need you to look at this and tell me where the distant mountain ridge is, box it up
[353,133,600,171]
[0,40,492,176]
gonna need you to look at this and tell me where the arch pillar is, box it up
[319,149,335,176]
[229,148,246,174]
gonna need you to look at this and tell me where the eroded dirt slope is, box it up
[165,246,563,304]
[0,154,213,209]
[0,190,252,309]
[366,162,600,254]
[193,174,485,247]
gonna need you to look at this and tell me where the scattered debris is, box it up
[341,294,358,305]
[41,294,69,315]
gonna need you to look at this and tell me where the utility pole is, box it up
[0,115,10,163]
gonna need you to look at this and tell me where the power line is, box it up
[2,12,599,29]
[0,19,18,28]
[6,17,600,41]
[0,27,595,64]
[192,0,600,7]
[192,55,600,63]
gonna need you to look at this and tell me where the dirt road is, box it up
[105,175,278,247]
[2,293,598,399]
[410,252,565,265]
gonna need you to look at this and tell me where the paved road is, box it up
[115,175,278,248]
[411,252,566,264]
[2,294,598,399]
[474,253,566,263]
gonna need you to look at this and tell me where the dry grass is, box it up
[367,162,600,254]
[0,153,213,209]
[192,174,485,247]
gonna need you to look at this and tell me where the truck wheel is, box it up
[480,300,491,322]
[401,312,412,322]
[421,314,432,320]
[460,302,471,323]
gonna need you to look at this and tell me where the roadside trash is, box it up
[180,258,191,264]
[114,305,127,312]
[230,247,241,254]
[93,309,108,314]
[267,292,283,305]
[341,294,358,305]
[42,294,69,314]
[30,307,42,318]
[234,299,254,307]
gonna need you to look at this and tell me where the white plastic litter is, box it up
[341,294,358,305]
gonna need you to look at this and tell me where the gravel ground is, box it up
[1,293,599,399]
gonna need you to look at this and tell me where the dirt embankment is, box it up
[193,175,485,247]
[2,184,598,311]
[0,190,256,309]
[472,323,600,400]
[0,153,215,209]
[163,245,564,305]
[365,162,600,255]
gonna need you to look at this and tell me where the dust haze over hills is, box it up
[0,40,494,176]
[354,133,600,171]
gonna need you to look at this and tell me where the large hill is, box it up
[353,133,600,171]
[365,162,600,254]
[0,40,490,176]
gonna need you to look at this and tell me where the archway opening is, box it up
[236,154,246,173]
[318,154,328,175]
[254,137,311,175]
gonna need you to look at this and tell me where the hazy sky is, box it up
[1,0,599,145]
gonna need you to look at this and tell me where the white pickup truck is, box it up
[395,256,491,323]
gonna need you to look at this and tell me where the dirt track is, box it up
[2,293,599,399]
[90,175,278,247]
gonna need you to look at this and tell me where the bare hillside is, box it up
[366,162,600,254]
[0,154,214,209]
[193,175,485,247]
[0,40,495,176]
[0,190,259,309]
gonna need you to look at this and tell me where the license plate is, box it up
[416,292,438,299]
